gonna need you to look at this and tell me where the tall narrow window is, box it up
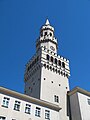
[55,58,57,64]
[14,101,20,111]
[35,107,41,117]
[45,110,50,119]
[47,54,49,61]
[25,104,31,114]
[58,60,61,66]
[88,99,90,105]
[54,95,59,103]
[50,32,52,36]
[0,117,6,120]
[62,62,65,68]
[2,97,10,108]
[51,56,53,62]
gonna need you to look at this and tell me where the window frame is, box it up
[35,107,41,117]
[14,101,21,111]
[45,110,50,119]
[54,95,59,103]
[2,97,10,108]
[25,104,31,114]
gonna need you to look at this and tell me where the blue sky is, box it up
[0,0,90,93]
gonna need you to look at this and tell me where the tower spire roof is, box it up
[45,19,50,25]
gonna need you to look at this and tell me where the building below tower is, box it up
[68,87,90,120]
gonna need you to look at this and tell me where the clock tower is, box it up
[24,19,70,120]
[36,19,57,53]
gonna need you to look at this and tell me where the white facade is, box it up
[68,87,90,120]
[24,19,70,120]
[0,87,60,120]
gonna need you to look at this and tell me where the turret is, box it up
[36,19,58,53]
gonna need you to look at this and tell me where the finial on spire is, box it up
[45,19,50,25]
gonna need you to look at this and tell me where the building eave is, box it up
[0,86,61,111]
[68,87,90,97]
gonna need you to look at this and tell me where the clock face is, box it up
[50,46,55,51]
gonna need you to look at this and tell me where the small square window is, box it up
[45,110,50,119]
[25,104,31,114]
[14,101,20,111]
[2,97,10,108]
[35,107,41,117]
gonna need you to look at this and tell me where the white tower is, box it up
[24,19,70,120]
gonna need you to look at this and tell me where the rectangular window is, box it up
[25,104,31,114]
[0,116,6,120]
[45,110,50,119]
[14,101,20,111]
[2,97,10,108]
[88,99,90,105]
[35,107,41,117]
[54,95,59,103]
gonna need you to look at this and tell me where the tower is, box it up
[24,19,70,120]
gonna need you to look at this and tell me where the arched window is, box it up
[62,62,65,68]
[55,58,57,64]
[58,60,61,66]
[50,32,52,36]
[46,54,49,61]
[51,56,53,62]
[50,66,52,70]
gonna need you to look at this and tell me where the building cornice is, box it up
[68,87,90,97]
[0,86,61,111]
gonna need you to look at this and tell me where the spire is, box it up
[45,19,50,25]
